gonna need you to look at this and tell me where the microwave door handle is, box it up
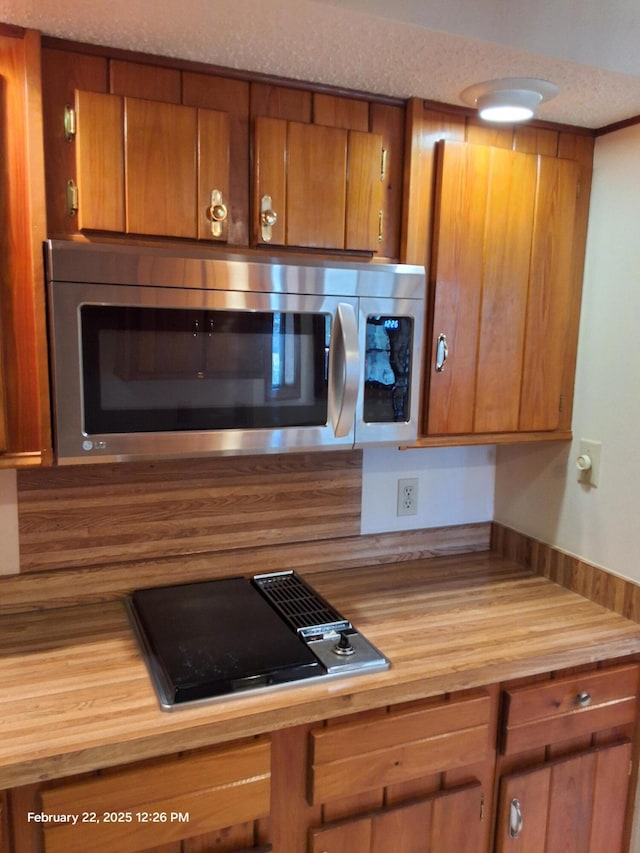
[329,302,359,438]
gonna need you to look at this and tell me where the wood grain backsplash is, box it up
[16,451,362,573]
[491,522,640,624]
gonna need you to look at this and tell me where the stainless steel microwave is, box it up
[45,241,425,464]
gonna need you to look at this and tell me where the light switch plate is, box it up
[578,438,602,487]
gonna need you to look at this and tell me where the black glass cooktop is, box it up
[130,576,324,706]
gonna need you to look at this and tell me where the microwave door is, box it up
[48,281,360,463]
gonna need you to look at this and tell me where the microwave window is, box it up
[363,315,414,423]
[80,306,330,434]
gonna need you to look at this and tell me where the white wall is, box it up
[494,123,640,852]
[361,445,495,534]
[0,470,20,575]
[494,123,640,583]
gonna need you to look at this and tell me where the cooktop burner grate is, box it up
[253,571,350,635]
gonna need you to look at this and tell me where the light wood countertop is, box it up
[3,552,640,790]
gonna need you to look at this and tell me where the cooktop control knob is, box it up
[333,631,356,656]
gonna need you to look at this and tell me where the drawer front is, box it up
[309,691,492,804]
[501,663,640,755]
[39,737,270,853]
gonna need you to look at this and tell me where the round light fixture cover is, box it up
[460,77,559,123]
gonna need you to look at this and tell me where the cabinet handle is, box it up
[207,189,228,237]
[260,195,278,242]
[576,691,591,708]
[377,209,384,244]
[509,798,523,839]
[435,333,448,372]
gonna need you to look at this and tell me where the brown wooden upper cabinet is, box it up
[253,116,384,251]
[71,90,231,241]
[425,140,580,437]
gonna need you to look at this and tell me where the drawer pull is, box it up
[576,691,592,708]
[509,798,523,838]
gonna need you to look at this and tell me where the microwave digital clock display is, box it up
[364,315,414,424]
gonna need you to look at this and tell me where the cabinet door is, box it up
[496,741,632,853]
[426,140,578,437]
[73,92,230,241]
[253,117,383,251]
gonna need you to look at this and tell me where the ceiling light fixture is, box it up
[460,77,559,123]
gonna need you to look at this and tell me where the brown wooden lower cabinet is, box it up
[495,661,640,853]
[4,661,639,853]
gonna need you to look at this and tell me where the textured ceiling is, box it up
[2,0,640,128]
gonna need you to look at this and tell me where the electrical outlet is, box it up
[397,477,418,517]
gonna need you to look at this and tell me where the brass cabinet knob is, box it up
[210,202,228,222]
[260,208,277,228]
[207,190,227,237]
[260,194,278,241]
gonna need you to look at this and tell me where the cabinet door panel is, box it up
[519,156,579,430]
[346,130,383,251]
[474,147,536,432]
[75,90,125,232]
[310,818,371,853]
[125,98,197,238]
[253,116,287,245]
[428,141,490,434]
[287,122,347,249]
[589,740,632,852]
[197,108,230,241]
[431,784,484,853]
[496,765,551,853]
[370,800,431,852]
[545,751,596,851]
